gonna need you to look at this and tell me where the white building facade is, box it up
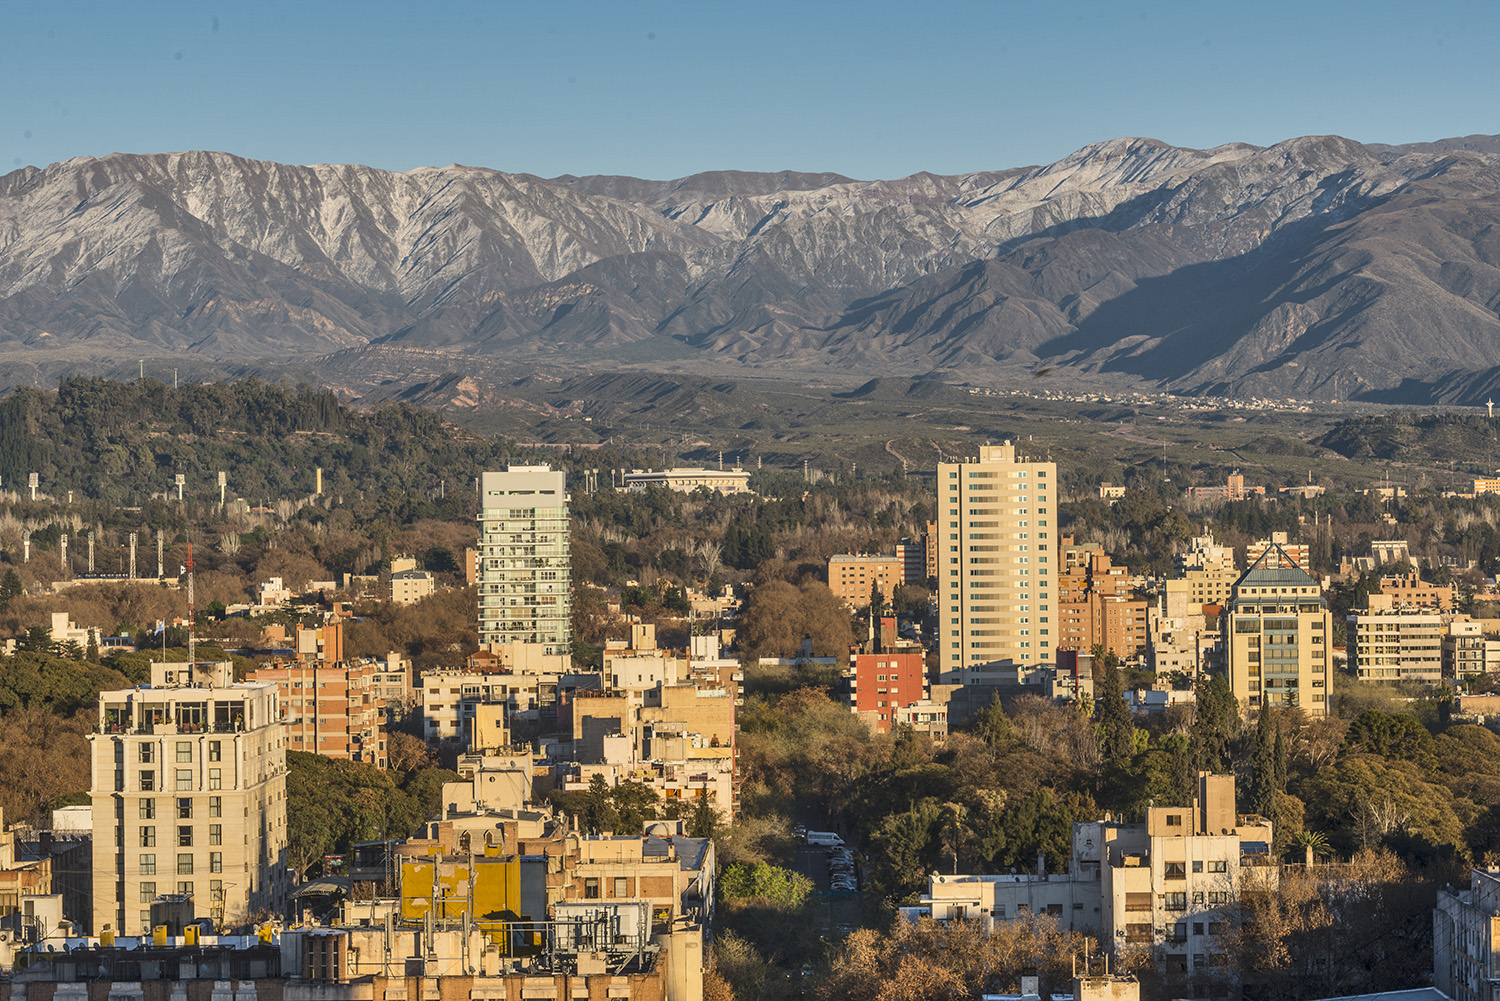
[478,467,571,656]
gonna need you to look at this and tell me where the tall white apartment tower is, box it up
[88,661,288,935]
[938,442,1057,685]
[478,466,572,656]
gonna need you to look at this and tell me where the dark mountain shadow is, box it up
[1031,202,1393,381]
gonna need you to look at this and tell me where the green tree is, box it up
[1092,659,1134,765]
[719,862,815,909]
[610,781,659,834]
[1191,673,1239,772]
[970,694,1014,746]
[1344,710,1436,766]
[582,775,619,835]
[1249,706,1278,818]
[0,569,22,609]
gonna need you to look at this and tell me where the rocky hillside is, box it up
[3,136,1500,402]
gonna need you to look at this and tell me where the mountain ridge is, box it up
[3,135,1500,403]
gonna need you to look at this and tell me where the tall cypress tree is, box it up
[1250,706,1276,818]
[1094,659,1135,765]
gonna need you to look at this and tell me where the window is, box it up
[209,768,221,790]
[140,745,155,763]
[1165,892,1188,912]
[1208,921,1227,936]
[1164,862,1187,880]
[1125,923,1153,944]
[614,877,628,897]
[178,882,193,896]
[210,853,222,873]
[210,824,222,846]
[178,798,192,819]
[140,827,155,848]
[1193,861,1203,873]
[1208,860,1228,873]
[140,882,157,903]
[210,881,223,901]
[141,854,156,875]
[175,768,193,791]
[177,854,194,875]
[209,741,221,762]
[1124,892,1152,912]
[209,797,221,818]
[139,799,156,820]
[178,826,193,847]
[1207,891,1230,905]
[1193,922,1204,936]
[1166,814,1183,827]
[176,742,192,763]
[140,771,156,792]
[584,878,600,900]
[1171,922,1187,943]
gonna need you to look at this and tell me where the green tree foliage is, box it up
[1249,706,1279,819]
[580,775,618,835]
[1296,754,1466,854]
[0,650,131,717]
[970,694,1014,747]
[1344,710,1437,766]
[0,570,22,610]
[1190,673,1239,772]
[284,751,456,875]
[0,377,521,509]
[719,862,814,909]
[1091,658,1134,765]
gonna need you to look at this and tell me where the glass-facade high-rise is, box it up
[478,466,571,656]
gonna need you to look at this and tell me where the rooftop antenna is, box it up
[1489,398,1494,419]
[186,538,197,667]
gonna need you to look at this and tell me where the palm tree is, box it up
[1290,829,1331,867]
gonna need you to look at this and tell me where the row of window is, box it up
[139,741,226,763]
[137,823,224,847]
[135,853,223,875]
[137,797,223,819]
[120,768,226,792]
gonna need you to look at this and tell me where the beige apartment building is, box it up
[88,661,288,936]
[478,467,571,656]
[1225,545,1331,716]
[1445,617,1500,678]
[916,773,1271,979]
[1348,594,1444,684]
[826,554,904,608]
[938,442,1057,685]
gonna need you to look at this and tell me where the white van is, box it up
[805,831,844,847]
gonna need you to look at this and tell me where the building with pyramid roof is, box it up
[1224,542,1331,717]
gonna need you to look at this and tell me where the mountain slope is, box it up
[3,137,1500,402]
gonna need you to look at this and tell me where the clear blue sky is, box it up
[1,0,1496,181]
